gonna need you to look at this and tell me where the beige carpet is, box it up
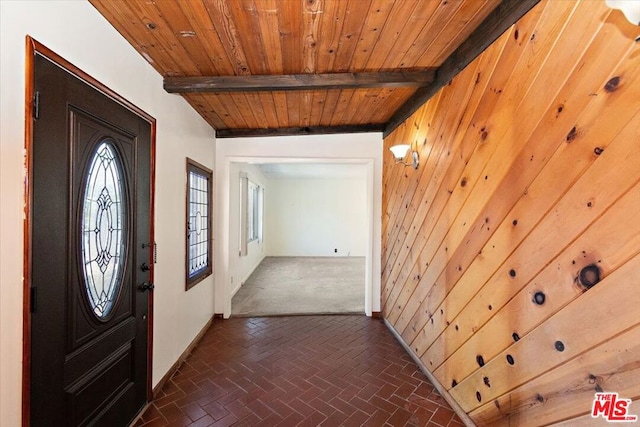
[231,256,365,316]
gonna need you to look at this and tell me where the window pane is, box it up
[252,186,259,240]
[186,159,213,289]
[81,140,127,320]
[188,171,208,276]
[247,181,260,242]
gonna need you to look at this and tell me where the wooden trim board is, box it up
[383,318,476,427]
[151,315,215,400]
[216,123,384,138]
[164,70,437,93]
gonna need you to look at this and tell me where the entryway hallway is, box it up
[134,316,463,426]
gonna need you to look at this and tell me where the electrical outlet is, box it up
[334,248,338,253]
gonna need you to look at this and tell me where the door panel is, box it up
[68,110,135,350]
[30,53,151,427]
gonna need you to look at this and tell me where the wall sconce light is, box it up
[389,143,419,170]
[605,0,640,26]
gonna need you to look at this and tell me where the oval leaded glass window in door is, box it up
[80,140,127,320]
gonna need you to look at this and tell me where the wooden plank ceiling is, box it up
[90,0,539,137]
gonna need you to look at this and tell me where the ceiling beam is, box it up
[164,70,437,93]
[215,124,385,138]
[384,0,541,137]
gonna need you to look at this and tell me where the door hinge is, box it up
[30,287,37,313]
[33,91,40,120]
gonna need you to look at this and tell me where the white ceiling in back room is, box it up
[256,163,367,180]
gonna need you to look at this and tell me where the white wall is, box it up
[215,134,383,318]
[228,163,267,296]
[0,2,215,425]
[266,177,367,256]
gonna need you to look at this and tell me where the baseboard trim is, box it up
[231,255,266,298]
[267,255,366,259]
[128,402,150,427]
[152,315,215,399]
[383,318,476,427]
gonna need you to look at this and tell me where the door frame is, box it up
[22,36,156,426]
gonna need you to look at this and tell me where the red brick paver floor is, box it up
[135,315,465,427]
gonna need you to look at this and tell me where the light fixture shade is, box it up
[606,0,640,25]
[389,144,411,160]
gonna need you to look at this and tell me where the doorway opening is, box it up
[217,156,376,318]
[230,162,367,316]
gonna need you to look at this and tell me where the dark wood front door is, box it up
[29,52,152,426]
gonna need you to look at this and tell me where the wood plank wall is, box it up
[381,1,640,425]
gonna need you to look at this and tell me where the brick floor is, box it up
[135,315,465,427]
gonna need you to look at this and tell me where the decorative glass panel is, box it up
[188,171,209,276]
[186,159,212,289]
[81,141,127,319]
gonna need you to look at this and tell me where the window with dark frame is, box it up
[239,174,263,257]
[186,158,213,290]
